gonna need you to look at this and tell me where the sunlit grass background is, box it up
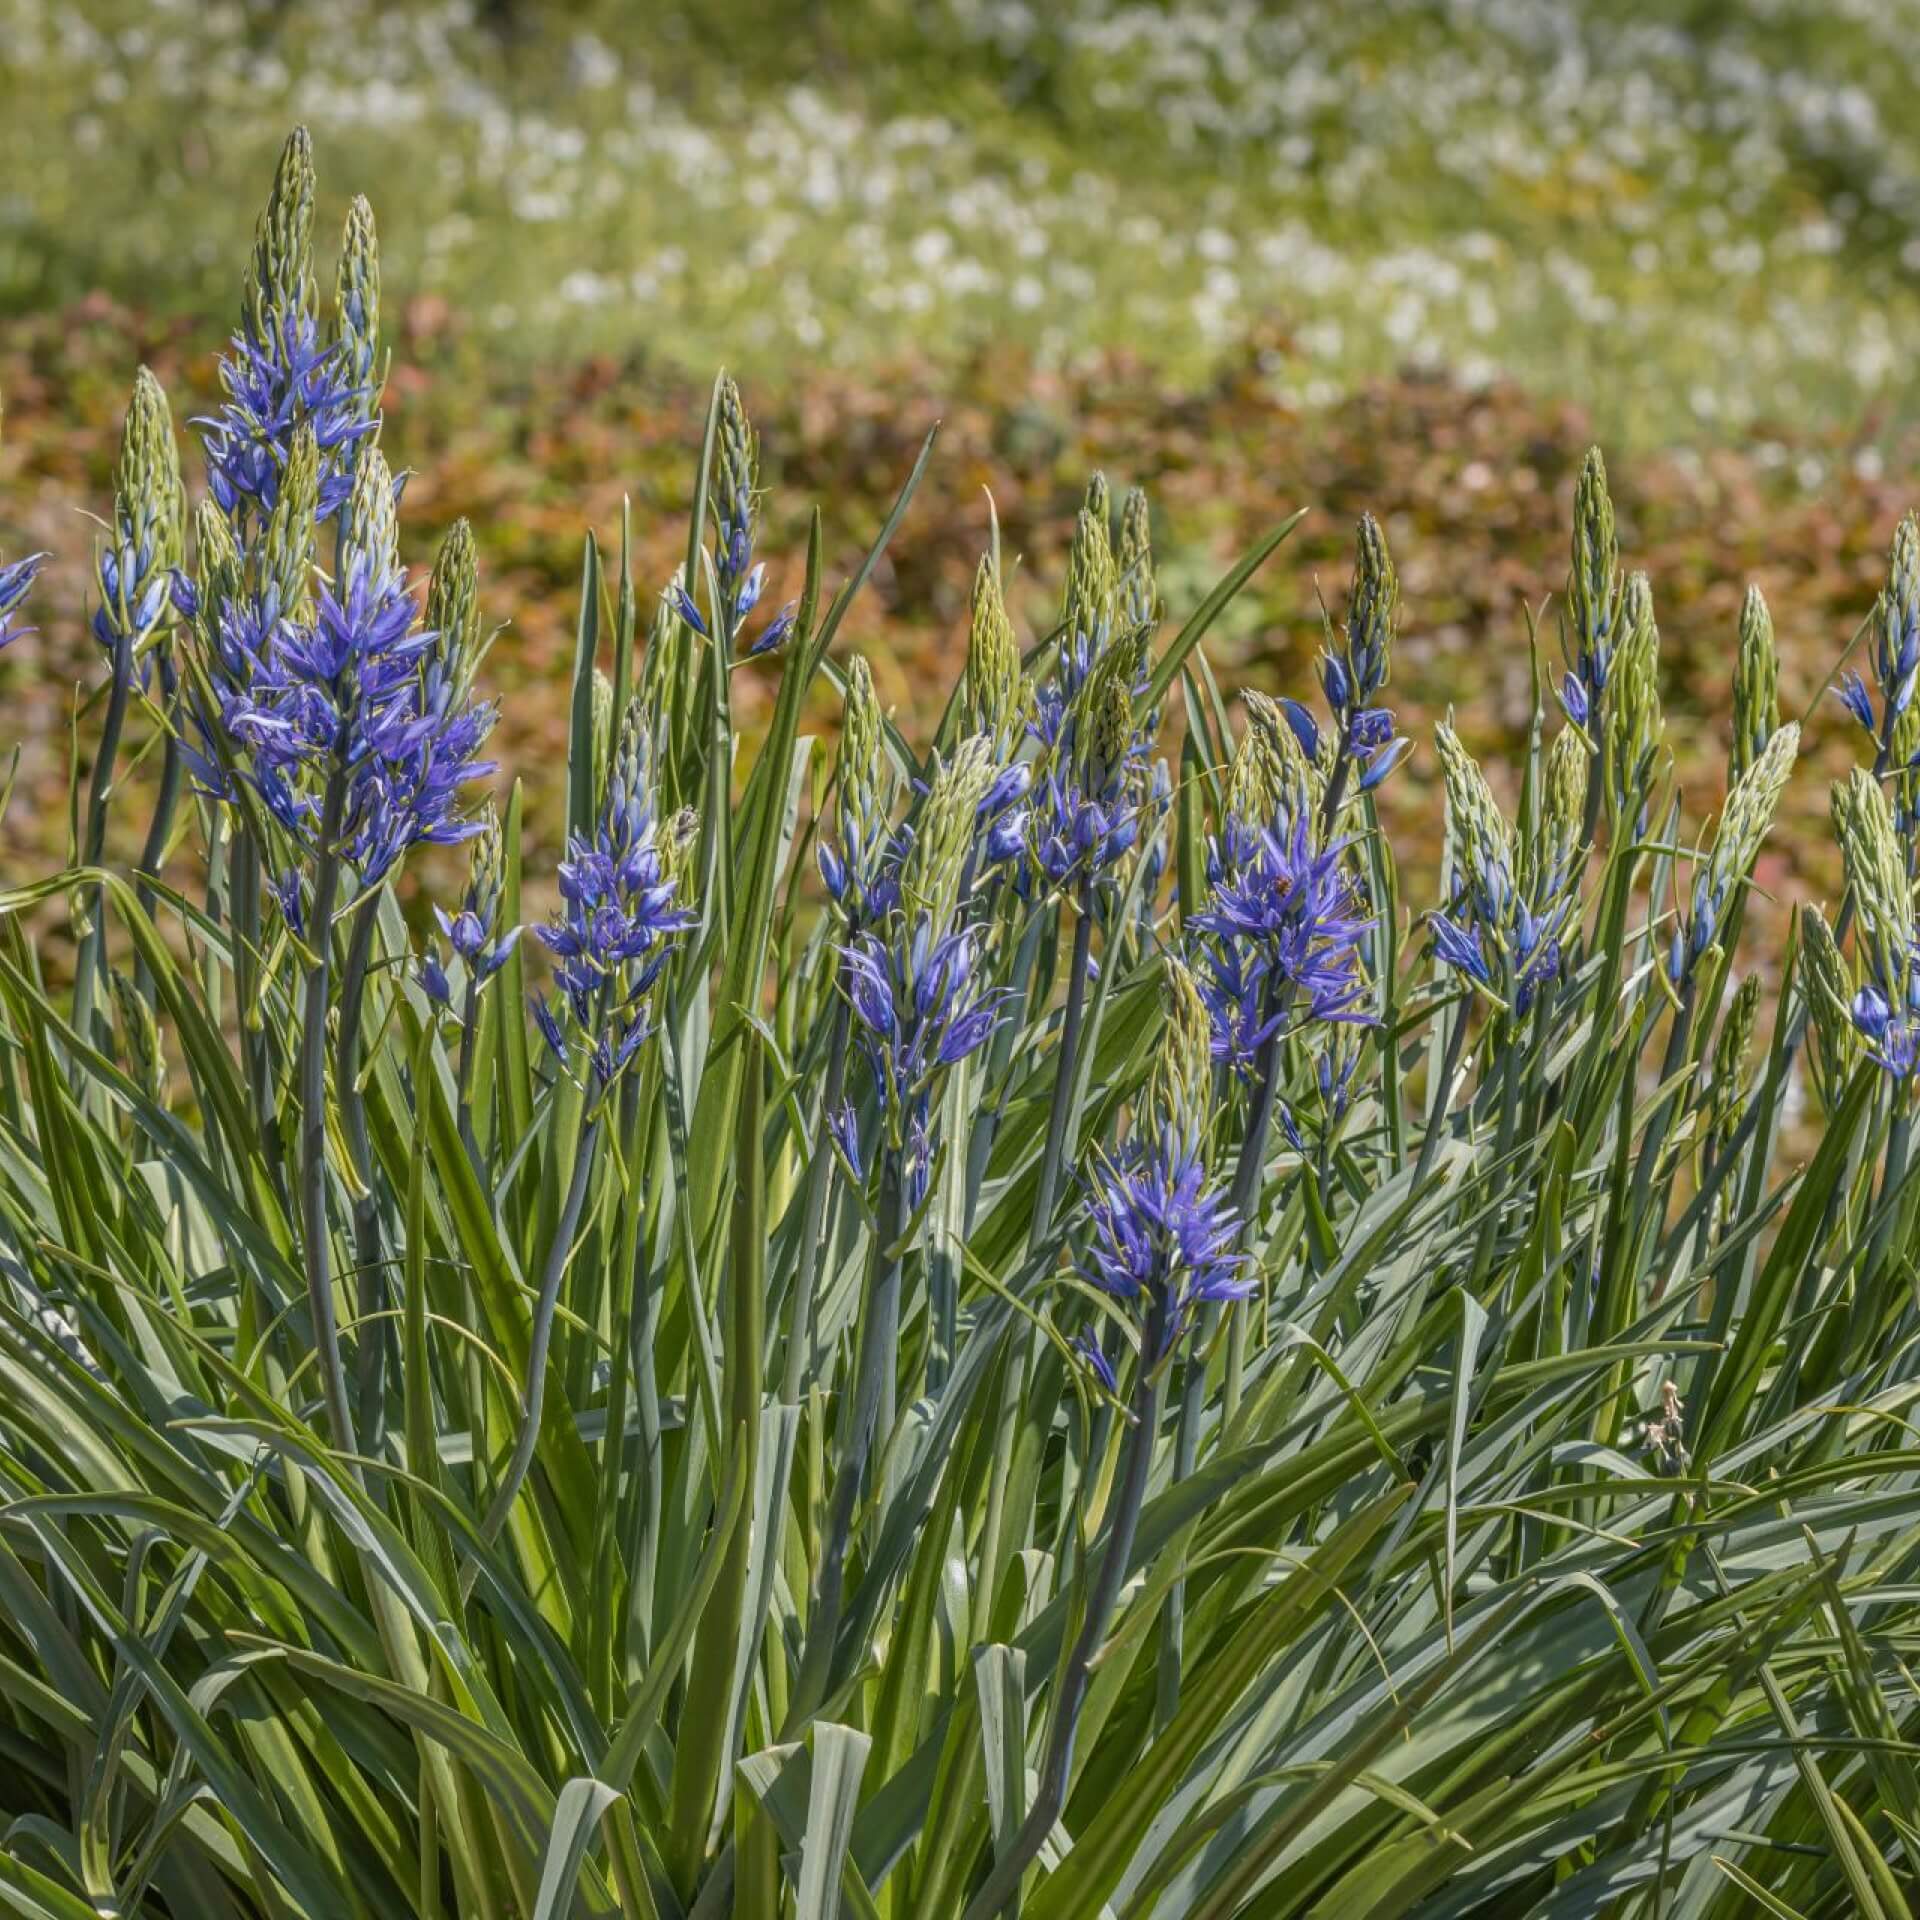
[3,0,1919,913]
[12,0,1920,435]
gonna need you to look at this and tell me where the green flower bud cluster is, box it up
[113,370,185,580]
[901,734,997,945]
[1436,721,1516,908]
[1799,905,1860,1095]
[245,126,317,355]
[838,653,888,864]
[1833,768,1912,1015]
[1604,571,1662,826]
[1062,477,1117,656]
[964,553,1027,754]
[1539,727,1589,888]
[426,518,485,696]
[1679,723,1797,977]
[1569,446,1620,686]
[1231,691,1316,827]
[1116,485,1157,632]
[261,427,320,621]
[1143,953,1214,1164]
[345,445,400,584]
[1709,974,1760,1155]
[332,193,383,447]
[1731,586,1777,783]
[110,969,166,1106]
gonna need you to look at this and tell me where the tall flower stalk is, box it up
[73,369,184,1044]
[1146,772,1372,1720]
[496,707,692,1547]
[1562,446,1622,846]
[1279,513,1410,829]
[962,957,1238,1920]
[789,737,1008,1723]
[977,482,1152,1639]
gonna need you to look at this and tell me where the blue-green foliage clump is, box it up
[6,129,1920,1920]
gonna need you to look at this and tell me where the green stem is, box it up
[976,890,1094,1637]
[299,765,359,1467]
[454,970,483,1168]
[1031,891,1096,1245]
[1466,1019,1526,1296]
[72,624,138,1046]
[1622,974,1698,1300]
[1411,996,1471,1192]
[133,653,184,1003]
[1161,983,1285,1725]
[786,1149,906,1729]
[476,1109,601,1553]
[781,991,850,1406]
[960,1296,1168,1920]
[1869,1097,1912,1284]
[335,897,387,1454]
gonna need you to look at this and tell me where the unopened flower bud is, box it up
[1799,905,1860,1092]
[715,375,759,624]
[1569,445,1620,692]
[1710,974,1760,1151]
[110,970,165,1105]
[1144,952,1213,1163]
[1541,726,1588,883]
[426,518,482,679]
[1062,500,1115,656]
[333,194,382,439]
[902,734,997,942]
[344,444,400,588]
[1731,586,1777,782]
[1437,721,1515,922]
[964,553,1026,752]
[1604,571,1661,827]
[1117,485,1157,630]
[245,127,316,361]
[1344,513,1397,703]
[261,426,320,620]
[1834,768,1912,1009]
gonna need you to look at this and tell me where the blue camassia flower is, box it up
[1836,671,1880,738]
[841,917,1005,1116]
[1280,692,1410,796]
[221,535,497,890]
[668,578,797,658]
[422,868,521,1008]
[819,823,905,929]
[1029,569,1140,755]
[1427,797,1575,1014]
[434,900,519,986]
[0,549,48,652]
[1195,936,1281,1068]
[821,763,1026,925]
[1430,891,1570,1015]
[1852,978,1920,1079]
[1020,698,1148,888]
[1190,809,1374,1056]
[1833,529,1920,759]
[1029,764,1139,890]
[1277,520,1410,799]
[1561,622,1615,734]
[198,312,372,529]
[533,746,695,1089]
[1079,1146,1244,1357]
[92,533,172,660]
[1073,1329,1118,1394]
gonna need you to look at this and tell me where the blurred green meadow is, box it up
[3,0,1920,912]
[10,0,1920,437]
